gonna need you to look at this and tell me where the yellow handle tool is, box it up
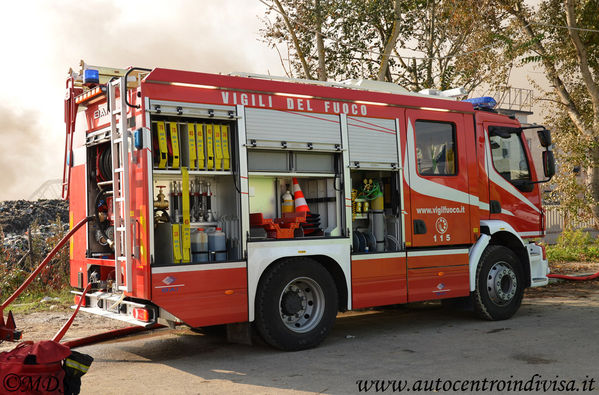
[214,124,223,170]
[188,124,197,169]
[196,123,205,169]
[222,124,230,170]
[172,224,182,263]
[169,122,180,169]
[156,121,168,169]
[181,167,191,263]
[206,124,214,170]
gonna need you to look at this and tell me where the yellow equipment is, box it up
[214,125,223,170]
[156,121,168,169]
[222,125,231,170]
[196,123,205,169]
[168,122,180,169]
[181,167,191,263]
[206,124,215,170]
[171,224,182,263]
[187,124,197,169]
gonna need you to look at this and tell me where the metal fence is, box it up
[544,204,597,234]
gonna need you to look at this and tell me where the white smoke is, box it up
[0,0,281,200]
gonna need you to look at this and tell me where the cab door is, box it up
[403,110,473,302]
[483,122,543,237]
[404,110,472,247]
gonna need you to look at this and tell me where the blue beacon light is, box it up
[83,69,100,85]
[463,96,497,109]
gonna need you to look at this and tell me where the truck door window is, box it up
[415,121,457,176]
[489,130,530,182]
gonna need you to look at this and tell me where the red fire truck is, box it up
[63,62,554,350]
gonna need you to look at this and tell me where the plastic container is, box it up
[208,227,227,261]
[208,228,226,251]
[191,228,208,253]
[281,190,294,213]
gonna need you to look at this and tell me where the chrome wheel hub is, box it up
[487,262,517,305]
[279,277,325,333]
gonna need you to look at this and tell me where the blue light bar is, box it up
[83,69,99,85]
[463,96,497,109]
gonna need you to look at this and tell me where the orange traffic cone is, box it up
[292,178,309,212]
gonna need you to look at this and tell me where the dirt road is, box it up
[74,286,599,394]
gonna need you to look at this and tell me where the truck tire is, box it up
[255,258,338,351]
[472,245,524,321]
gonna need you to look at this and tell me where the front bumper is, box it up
[527,242,549,287]
[71,290,157,327]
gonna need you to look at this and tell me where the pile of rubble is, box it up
[0,200,69,235]
[1,200,69,254]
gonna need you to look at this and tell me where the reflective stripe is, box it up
[65,359,90,373]
[403,119,541,217]
[152,261,246,274]
[295,197,308,207]
[519,231,543,237]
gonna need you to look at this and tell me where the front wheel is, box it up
[472,245,524,320]
[255,258,338,351]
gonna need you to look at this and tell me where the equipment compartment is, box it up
[151,118,233,171]
[86,141,115,258]
[248,175,342,240]
[350,170,402,253]
[150,115,241,266]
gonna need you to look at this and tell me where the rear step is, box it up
[71,290,157,328]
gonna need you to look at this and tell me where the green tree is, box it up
[260,0,510,92]
[495,0,599,222]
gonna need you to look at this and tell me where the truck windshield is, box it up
[489,131,530,182]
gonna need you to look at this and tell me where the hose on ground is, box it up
[547,272,599,281]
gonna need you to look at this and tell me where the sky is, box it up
[0,0,546,200]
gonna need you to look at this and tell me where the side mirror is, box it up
[537,129,552,148]
[543,150,556,178]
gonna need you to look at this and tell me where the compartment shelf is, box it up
[248,171,336,178]
[190,222,219,227]
[153,169,233,176]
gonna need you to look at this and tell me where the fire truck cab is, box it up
[63,62,553,350]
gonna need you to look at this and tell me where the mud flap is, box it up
[226,322,252,346]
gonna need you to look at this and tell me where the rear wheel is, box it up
[472,245,524,320]
[255,258,338,351]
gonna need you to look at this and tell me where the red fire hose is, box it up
[0,214,164,348]
[0,216,92,342]
[547,272,599,281]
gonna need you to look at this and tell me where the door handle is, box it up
[490,200,501,214]
[413,219,427,234]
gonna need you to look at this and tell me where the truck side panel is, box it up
[151,264,248,327]
[351,254,407,309]
[69,164,88,288]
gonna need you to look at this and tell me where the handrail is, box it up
[124,67,152,109]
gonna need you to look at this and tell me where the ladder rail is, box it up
[108,77,133,293]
